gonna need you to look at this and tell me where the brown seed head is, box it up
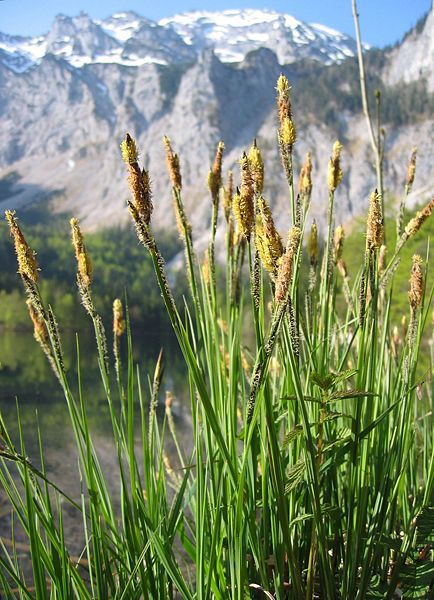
[113,298,125,337]
[334,225,345,261]
[298,152,313,197]
[255,196,283,276]
[409,254,423,310]
[274,226,301,303]
[201,251,210,288]
[222,170,233,223]
[404,198,434,238]
[366,190,384,250]
[70,218,92,286]
[5,210,39,283]
[163,135,182,190]
[248,140,264,194]
[120,134,153,224]
[327,140,343,192]
[406,147,417,189]
[378,244,387,274]
[207,140,225,201]
[308,220,318,266]
[165,390,173,411]
[26,298,48,346]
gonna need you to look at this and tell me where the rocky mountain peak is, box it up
[385,3,434,91]
[0,8,362,73]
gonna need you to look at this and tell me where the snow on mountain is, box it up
[0,9,360,73]
[159,9,359,64]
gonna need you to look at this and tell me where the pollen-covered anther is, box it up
[5,210,39,284]
[120,132,139,165]
[255,197,283,276]
[248,140,264,194]
[276,74,296,147]
[70,217,92,286]
[232,154,255,240]
[280,117,297,146]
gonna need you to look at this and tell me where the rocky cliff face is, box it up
[0,8,432,242]
[385,2,434,92]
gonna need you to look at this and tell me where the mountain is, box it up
[158,10,360,64]
[0,7,433,245]
[0,9,361,72]
[385,5,434,91]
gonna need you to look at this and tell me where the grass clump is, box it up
[0,71,433,600]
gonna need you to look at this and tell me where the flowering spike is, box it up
[163,135,182,190]
[120,133,153,224]
[409,255,423,310]
[248,140,264,194]
[5,210,39,283]
[327,140,343,192]
[366,190,384,250]
[207,140,225,201]
[70,218,92,286]
[113,298,125,337]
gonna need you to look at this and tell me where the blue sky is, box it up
[0,0,432,47]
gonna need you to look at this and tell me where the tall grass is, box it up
[1,71,433,599]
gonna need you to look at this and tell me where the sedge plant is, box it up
[0,72,433,599]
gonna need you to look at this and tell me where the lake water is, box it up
[0,326,192,568]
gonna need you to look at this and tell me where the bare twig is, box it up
[352,0,384,215]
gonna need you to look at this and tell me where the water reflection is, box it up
[0,325,192,569]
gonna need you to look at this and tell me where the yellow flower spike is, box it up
[5,210,39,283]
[328,140,343,192]
[276,74,296,148]
[113,298,125,337]
[70,217,92,287]
[298,152,313,197]
[280,118,297,146]
[256,197,283,276]
[247,140,264,194]
[232,154,254,241]
[120,132,138,165]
